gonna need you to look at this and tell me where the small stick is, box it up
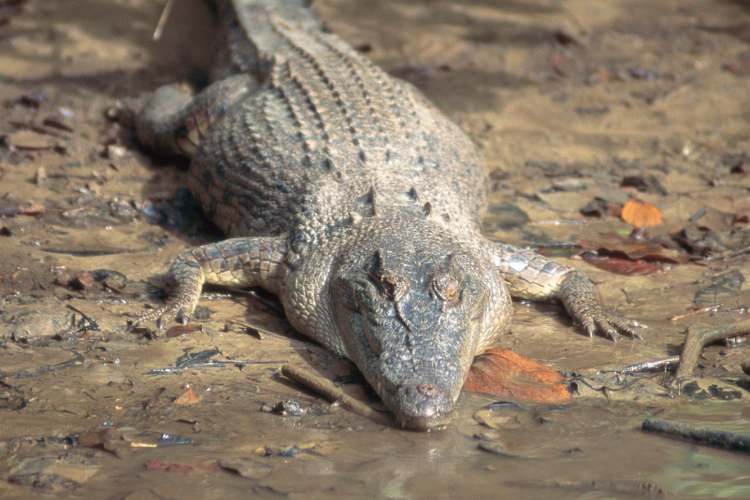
[153,0,175,40]
[643,417,750,453]
[649,85,687,105]
[703,245,750,262]
[504,480,667,498]
[281,364,392,426]
[617,356,680,374]
[66,304,100,330]
[669,304,722,322]
[675,319,750,378]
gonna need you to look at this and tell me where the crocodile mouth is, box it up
[373,368,462,431]
[393,382,456,430]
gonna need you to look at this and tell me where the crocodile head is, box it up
[331,214,509,430]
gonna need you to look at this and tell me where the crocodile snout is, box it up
[396,382,455,430]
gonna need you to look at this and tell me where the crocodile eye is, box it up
[370,272,408,301]
[432,271,462,305]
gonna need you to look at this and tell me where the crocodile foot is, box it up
[577,307,645,342]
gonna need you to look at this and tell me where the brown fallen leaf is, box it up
[173,387,200,405]
[54,270,95,290]
[78,427,121,447]
[78,427,129,456]
[579,197,623,218]
[166,324,203,339]
[621,198,665,228]
[579,251,668,276]
[145,387,166,409]
[464,349,572,404]
[577,239,684,262]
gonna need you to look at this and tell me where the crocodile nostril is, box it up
[396,383,455,429]
[418,382,440,398]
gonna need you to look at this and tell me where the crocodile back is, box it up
[190,0,488,241]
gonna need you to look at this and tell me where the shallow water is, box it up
[1,0,750,498]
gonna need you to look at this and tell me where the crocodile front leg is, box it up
[134,237,288,329]
[486,241,644,341]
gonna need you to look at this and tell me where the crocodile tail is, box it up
[207,0,321,83]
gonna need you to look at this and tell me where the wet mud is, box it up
[1,0,750,498]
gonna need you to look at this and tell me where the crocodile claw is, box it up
[580,311,646,342]
[130,300,195,331]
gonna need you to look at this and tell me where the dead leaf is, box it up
[145,387,165,409]
[53,270,94,290]
[173,387,199,405]
[166,324,203,338]
[621,199,665,228]
[577,239,684,261]
[464,349,571,403]
[78,427,122,448]
[579,251,668,276]
[78,427,129,456]
[579,198,623,217]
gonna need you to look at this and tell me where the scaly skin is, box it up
[114,0,643,430]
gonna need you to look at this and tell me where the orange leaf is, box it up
[464,349,571,404]
[173,387,199,405]
[166,324,203,339]
[621,199,665,228]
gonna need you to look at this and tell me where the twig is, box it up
[281,364,392,426]
[649,85,687,105]
[617,356,680,375]
[148,359,283,374]
[675,319,750,378]
[66,304,100,331]
[504,480,667,499]
[8,120,63,137]
[703,245,750,262]
[643,417,750,453]
[153,0,174,40]
[669,304,722,322]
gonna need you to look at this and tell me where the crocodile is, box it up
[115,0,642,430]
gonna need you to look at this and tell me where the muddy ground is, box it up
[1,0,750,498]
